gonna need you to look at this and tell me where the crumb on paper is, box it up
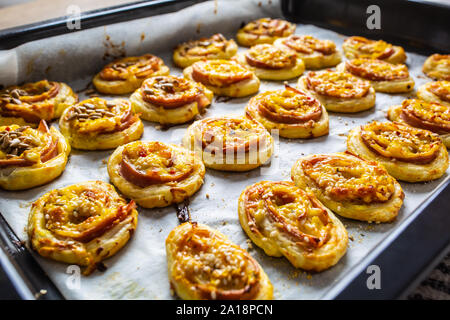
[206,193,210,199]
[246,239,253,250]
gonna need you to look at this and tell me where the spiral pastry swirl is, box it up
[166,222,273,300]
[59,98,143,150]
[0,80,77,126]
[108,141,205,208]
[291,153,404,222]
[184,59,259,97]
[245,84,329,138]
[28,180,138,275]
[0,121,70,190]
[347,121,449,182]
[173,33,238,68]
[130,75,213,125]
[238,181,348,271]
[417,81,450,108]
[93,54,170,94]
[422,54,450,81]
[236,18,295,47]
[182,116,273,171]
[274,35,342,69]
[342,36,406,64]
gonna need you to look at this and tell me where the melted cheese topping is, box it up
[244,181,330,248]
[245,44,296,69]
[344,36,394,60]
[171,223,261,299]
[282,35,336,55]
[360,121,442,164]
[306,70,371,98]
[99,54,163,81]
[301,154,395,203]
[400,99,450,134]
[428,81,450,102]
[191,60,253,87]
[345,58,409,81]
[240,18,294,37]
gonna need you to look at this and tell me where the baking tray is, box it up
[0,0,449,300]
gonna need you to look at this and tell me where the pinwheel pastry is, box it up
[173,33,238,68]
[182,116,273,171]
[108,141,205,208]
[297,70,376,113]
[166,222,273,300]
[417,81,450,107]
[245,84,329,138]
[291,153,404,223]
[422,54,450,81]
[236,18,296,47]
[27,180,138,275]
[336,58,414,93]
[0,80,77,126]
[238,181,347,271]
[233,44,305,80]
[183,59,260,97]
[130,76,213,125]
[274,35,342,69]
[387,99,450,148]
[342,36,407,64]
[0,121,70,190]
[59,98,143,150]
[93,54,170,95]
[347,121,449,182]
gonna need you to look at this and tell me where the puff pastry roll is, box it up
[274,35,342,69]
[183,59,260,97]
[182,116,273,171]
[0,121,70,190]
[166,222,273,300]
[245,84,329,138]
[173,33,238,68]
[108,141,205,208]
[236,18,295,47]
[342,36,407,64]
[297,70,376,113]
[59,98,143,150]
[387,99,450,148]
[28,180,138,275]
[347,121,449,182]
[336,58,414,93]
[0,80,77,126]
[292,153,404,223]
[130,75,213,125]
[238,181,347,271]
[422,54,450,81]
[233,44,305,80]
[417,81,450,107]
[93,54,170,94]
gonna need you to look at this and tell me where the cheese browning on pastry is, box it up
[0,80,77,126]
[166,222,273,300]
[347,121,449,182]
[236,18,295,47]
[238,181,348,271]
[130,75,213,125]
[274,35,341,69]
[342,36,407,64]
[0,121,70,190]
[245,84,329,138]
[28,180,138,275]
[298,70,376,112]
[292,153,403,222]
[108,141,205,208]
[93,54,170,94]
[59,97,143,150]
[338,58,414,93]
[173,33,238,68]
[233,44,305,80]
[422,54,450,81]
[182,116,273,171]
[387,99,450,147]
[417,81,450,107]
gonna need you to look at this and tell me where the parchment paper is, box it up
[0,0,448,300]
